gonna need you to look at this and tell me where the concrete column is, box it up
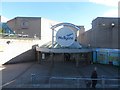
[63,53,65,63]
[76,54,79,67]
[51,53,54,64]
[37,51,41,64]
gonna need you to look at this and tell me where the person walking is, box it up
[91,67,98,88]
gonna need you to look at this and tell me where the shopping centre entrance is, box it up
[35,23,93,67]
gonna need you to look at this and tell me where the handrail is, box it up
[48,76,120,88]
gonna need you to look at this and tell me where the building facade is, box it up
[80,17,119,49]
[7,17,59,41]
[7,17,85,44]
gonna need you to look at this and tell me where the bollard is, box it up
[102,75,105,88]
[49,78,51,88]
[31,74,36,86]
[77,78,80,88]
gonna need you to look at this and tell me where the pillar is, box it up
[76,54,79,67]
[37,51,41,64]
[51,53,54,64]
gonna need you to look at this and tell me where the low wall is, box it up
[4,49,35,64]
[0,39,40,64]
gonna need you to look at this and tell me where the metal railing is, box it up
[48,76,120,88]
[2,75,119,88]
[30,75,120,88]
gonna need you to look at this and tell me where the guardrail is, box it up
[48,77,119,88]
[2,75,119,88]
[30,75,120,88]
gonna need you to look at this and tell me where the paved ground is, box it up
[1,54,119,88]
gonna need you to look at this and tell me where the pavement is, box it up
[1,54,119,88]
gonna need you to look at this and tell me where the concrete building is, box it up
[4,17,120,49]
[7,17,59,42]
[7,17,85,44]
[80,17,119,49]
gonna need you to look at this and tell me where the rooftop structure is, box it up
[80,17,119,49]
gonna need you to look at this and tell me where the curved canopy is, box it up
[36,23,92,53]
[36,41,92,53]
[40,41,82,49]
[36,47,92,53]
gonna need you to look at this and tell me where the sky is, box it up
[0,0,119,30]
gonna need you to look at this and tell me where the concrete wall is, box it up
[0,38,65,64]
[41,18,60,43]
[4,49,35,64]
[77,26,85,44]
[0,39,40,64]
[80,17,119,49]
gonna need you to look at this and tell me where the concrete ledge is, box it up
[4,49,36,64]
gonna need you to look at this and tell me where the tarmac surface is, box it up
[1,54,119,88]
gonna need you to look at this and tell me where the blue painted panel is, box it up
[95,48,120,66]
[93,51,97,62]
[97,51,108,64]
[108,52,120,66]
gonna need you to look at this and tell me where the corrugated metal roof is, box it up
[36,47,92,53]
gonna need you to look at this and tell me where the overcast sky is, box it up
[1,0,119,30]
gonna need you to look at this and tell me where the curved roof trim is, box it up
[51,23,80,31]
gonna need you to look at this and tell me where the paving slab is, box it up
[1,55,119,88]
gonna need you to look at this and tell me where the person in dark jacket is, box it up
[91,67,98,88]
